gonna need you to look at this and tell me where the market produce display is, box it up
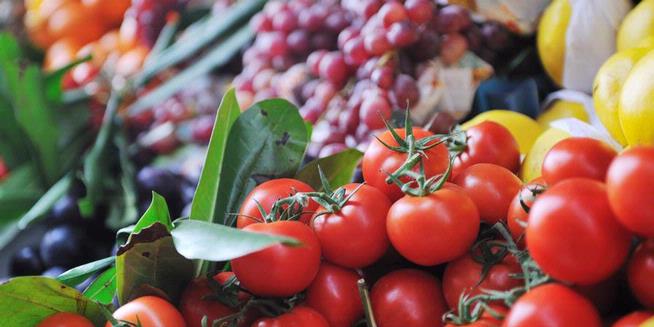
[1,0,654,326]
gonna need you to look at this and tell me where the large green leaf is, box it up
[115,223,194,304]
[190,89,240,223]
[0,277,104,326]
[83,266,117,305]
[214,99,310,226]
[132,192,173,234]
[57,256,116,287]
[296,149,363,191]
[171,220,300,262]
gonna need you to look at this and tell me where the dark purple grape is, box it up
[10,246,44,276]
[386,21,419,47]
[436,5,472,33]
[464,24,483,52]
[391,74,420,108]
[42,266,66,278]
[481,22,511,50]
[405,0,433,24]
[40,225,89,269]
[311,33,337,50]
[49,194,82,226]
[371,66,394,89]
[409,27,441,61]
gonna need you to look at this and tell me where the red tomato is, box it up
[442,253,521,309]
[237,179,317,228]
[606,146,654,237]
[454,163,522,224]
[506,181,546,245]
[502,284,601,327]
[526,178,631,285]
[362,127,449,201]
[0,158,7,181]
[387,184,480,266]
[311,184,391,268]
[251,306,329,327]
[541,137,616,185]
[106,296,185,327]
[444,305,508,327]
[371,269,447,327]
[37,312,94,327]
[305,262,364,327]
[452,121,520,178]
[232,220,321,297]
[627,239,654,309]
[573,274,620,315]
[612,311,652,327]
[179,277,237,327]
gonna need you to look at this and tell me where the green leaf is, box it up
[83,266,117,305]
[44,55,91,104]
[115,223,194,304]
[214,99,310,226]
[57,256,115,287]
[171,220,300,262]
[190,89,240,223]
[0,277,104,326]
[132,192,173,234]
[17,174,72,229]
[0,33,22,62]
[296,149,363,191]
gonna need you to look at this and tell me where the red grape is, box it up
[364,29,392,55]
[307,50,328,76]
[287,30,311,54]
[386,21,419,47]
[391,74,419,108]
[436,5,471,33]
[405,0,433,25]
[272,9,298,32]
[360,96,392,130]
[378,1,408,28]
[371,66,394,89]
[319,52,349,86]
[343,37,369,66]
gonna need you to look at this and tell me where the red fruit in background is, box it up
[37,312,94,327]
[378,1,408,28]
[82,0,130,27]
[364,29,392,56]
[359,97,392,130]
[628,239,654,309]
[612,311,652,327]
[452,121,521,178]
[541,137,617,185]
[252,306,329,327]
[106,296,186,327]
[405,0,433,24]
[319,52,349,87]
[0,158,8,181]
[386,21,419,47]
[305,263,364,327]
[179,277,237,327]
[48,3,105,44]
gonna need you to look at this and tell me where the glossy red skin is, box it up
[442,253,522,309]
[232,221,321,297]
[179,277,237,327]
[305,262,363,327]
[526,178,631,285]
[606,146,654,237]
[362,127,449,201]
[541,137,617,185]
[506,181,546,245]
[387,185,480,266]
[628,239,654,309]
[237,179,317,228]
[371,269,447,327]
[444,305,508,327]
[312,183,391,268]
[106,296,186,327]
[251,307,329,327]
[502,284,601,327]
[453,121,520,178]
[612,311,652,327]
[454,163,522,224]
[37,312,94,327]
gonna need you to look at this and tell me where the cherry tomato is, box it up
[179,277,237,327]
[502,284,601,327]
[442,252,521,309]
[362,127,449,201]
[311,183,391,268]
[612,311,652,327]
[37,312,94,327]
[606,146,654,237]
[252,306,329,327]
[627,239,654,309]
[506,181,546,245]
[453,121,520,178]
[387,184,479,266]
[371,269,447,327]
[232,220,321,297]
[106,296,185,327]
[572,274,620,315]
[541,137,616,185]
[305,262,364,327]
[444,304,508,327]
[237,179,317,229]
[454,163,522,224]
[527,178,631,285]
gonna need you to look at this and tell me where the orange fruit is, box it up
[44,37,81,71]
[81,0,130,28]
[24,10,54,48]
[48,2,105,44]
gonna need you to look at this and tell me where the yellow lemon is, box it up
[537,100,589,129]
[537,0,571,86]
[593,47,653,146]
[519,127,570,182]
[617,0,654,51]
[619,50,654,146]
[462,110,543,155]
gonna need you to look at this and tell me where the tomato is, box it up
[106,296,185,327]
[81,0,130,27]
[506,181,546,245]
[442,253,521,309]
[311,183,391,268]
[541,137,617,185]
[502,284,601,327]
[612,311,652,327]
[387,184,479,266]
[371,269,447,327]
[572,274,620,315]
[232,220,321,297]
[444,305,508,327]
[252,307,329,327]
[179,277,237,327]
[237,179,317,229]
[37,312,94,327]
[627,239,654,309]
[362,127,449,201]
[305,262,363,327]
[454,163,522,224]
[453,121,521,178]
[527,178,631,285]
[606,146,654,237]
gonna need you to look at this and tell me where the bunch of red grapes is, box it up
[234,0,514,158]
